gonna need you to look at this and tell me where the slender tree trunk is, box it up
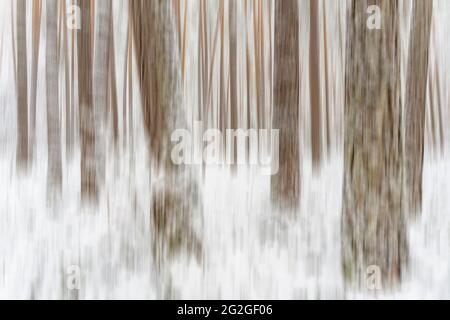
[93,0,112,186]
[78,0,97,203]
[130,0,202,275]
[342,0,407,288]
[404,0,433,217]
[16,0,29,172]
[310,0,321,170]
[229,0,238,170]
[109,9,119,147]
[30,0,41,161]
[323,3,331,157]
[46,0,62,195]
[271,0,300,211]
[63,2,73,159]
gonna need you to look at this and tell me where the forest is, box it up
[0,0,449,299]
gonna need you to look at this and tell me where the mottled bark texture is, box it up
[404,0,433,217]
[78,0,97,203]
[271,0,300,211]
[130,0,202,269]
[46,0,62,195]
[342,0,407,288]
[310,0,322,169]
[16,0,29,172]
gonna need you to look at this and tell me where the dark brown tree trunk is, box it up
[403,0,433,217]
[342,0,407,288]
[271,0,300,211]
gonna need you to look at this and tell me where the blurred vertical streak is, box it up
[29,0,41,162]
[130,1,203,289]
[310,0,322,170]
[16,0,29,172]
[271,0,300,211]
[78,0,97,203]
[229,0,238,171]
[46,0,63,196]
[93,0,111,186]
[404,0,433,217]
[109,6,119,148]
[342,0,407,288]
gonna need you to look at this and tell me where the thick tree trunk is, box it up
[271,0,300,211]
[16,0,29,172]
[78,0,97,203]
[310,0,321,170]
[130,0,202,272]
[403,0,433,217]
[342,0,407,288]
[46,0,62,195]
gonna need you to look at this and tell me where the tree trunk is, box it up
[30,0,41,161]
[310,0,321,170]
[403,0,433,217]
[271,0,300,211]
[342,0,407,288]
[130,0,202,274]
[46,0,62,196]
[78,0,97,203]
[93,0,112,185]
[229,0,238,170]
[16,0,29,172]
[109,9,119,147]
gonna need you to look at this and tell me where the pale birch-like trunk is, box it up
[271,0,300,211]
[403,0,433,217]
[342,0,407,288]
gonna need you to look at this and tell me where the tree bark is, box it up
[310,0,321,170]
[30,0,41,161]
[229,0,238,170]
[342,0,407,288]
[46,0,62,195]
[403,0,433,217]
[130,0,202,273]
[16,0,29,172]
[271,0,300,211]
[78,0,97,203]
[93,0,112,185]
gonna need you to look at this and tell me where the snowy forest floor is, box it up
[0,137,449,298]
